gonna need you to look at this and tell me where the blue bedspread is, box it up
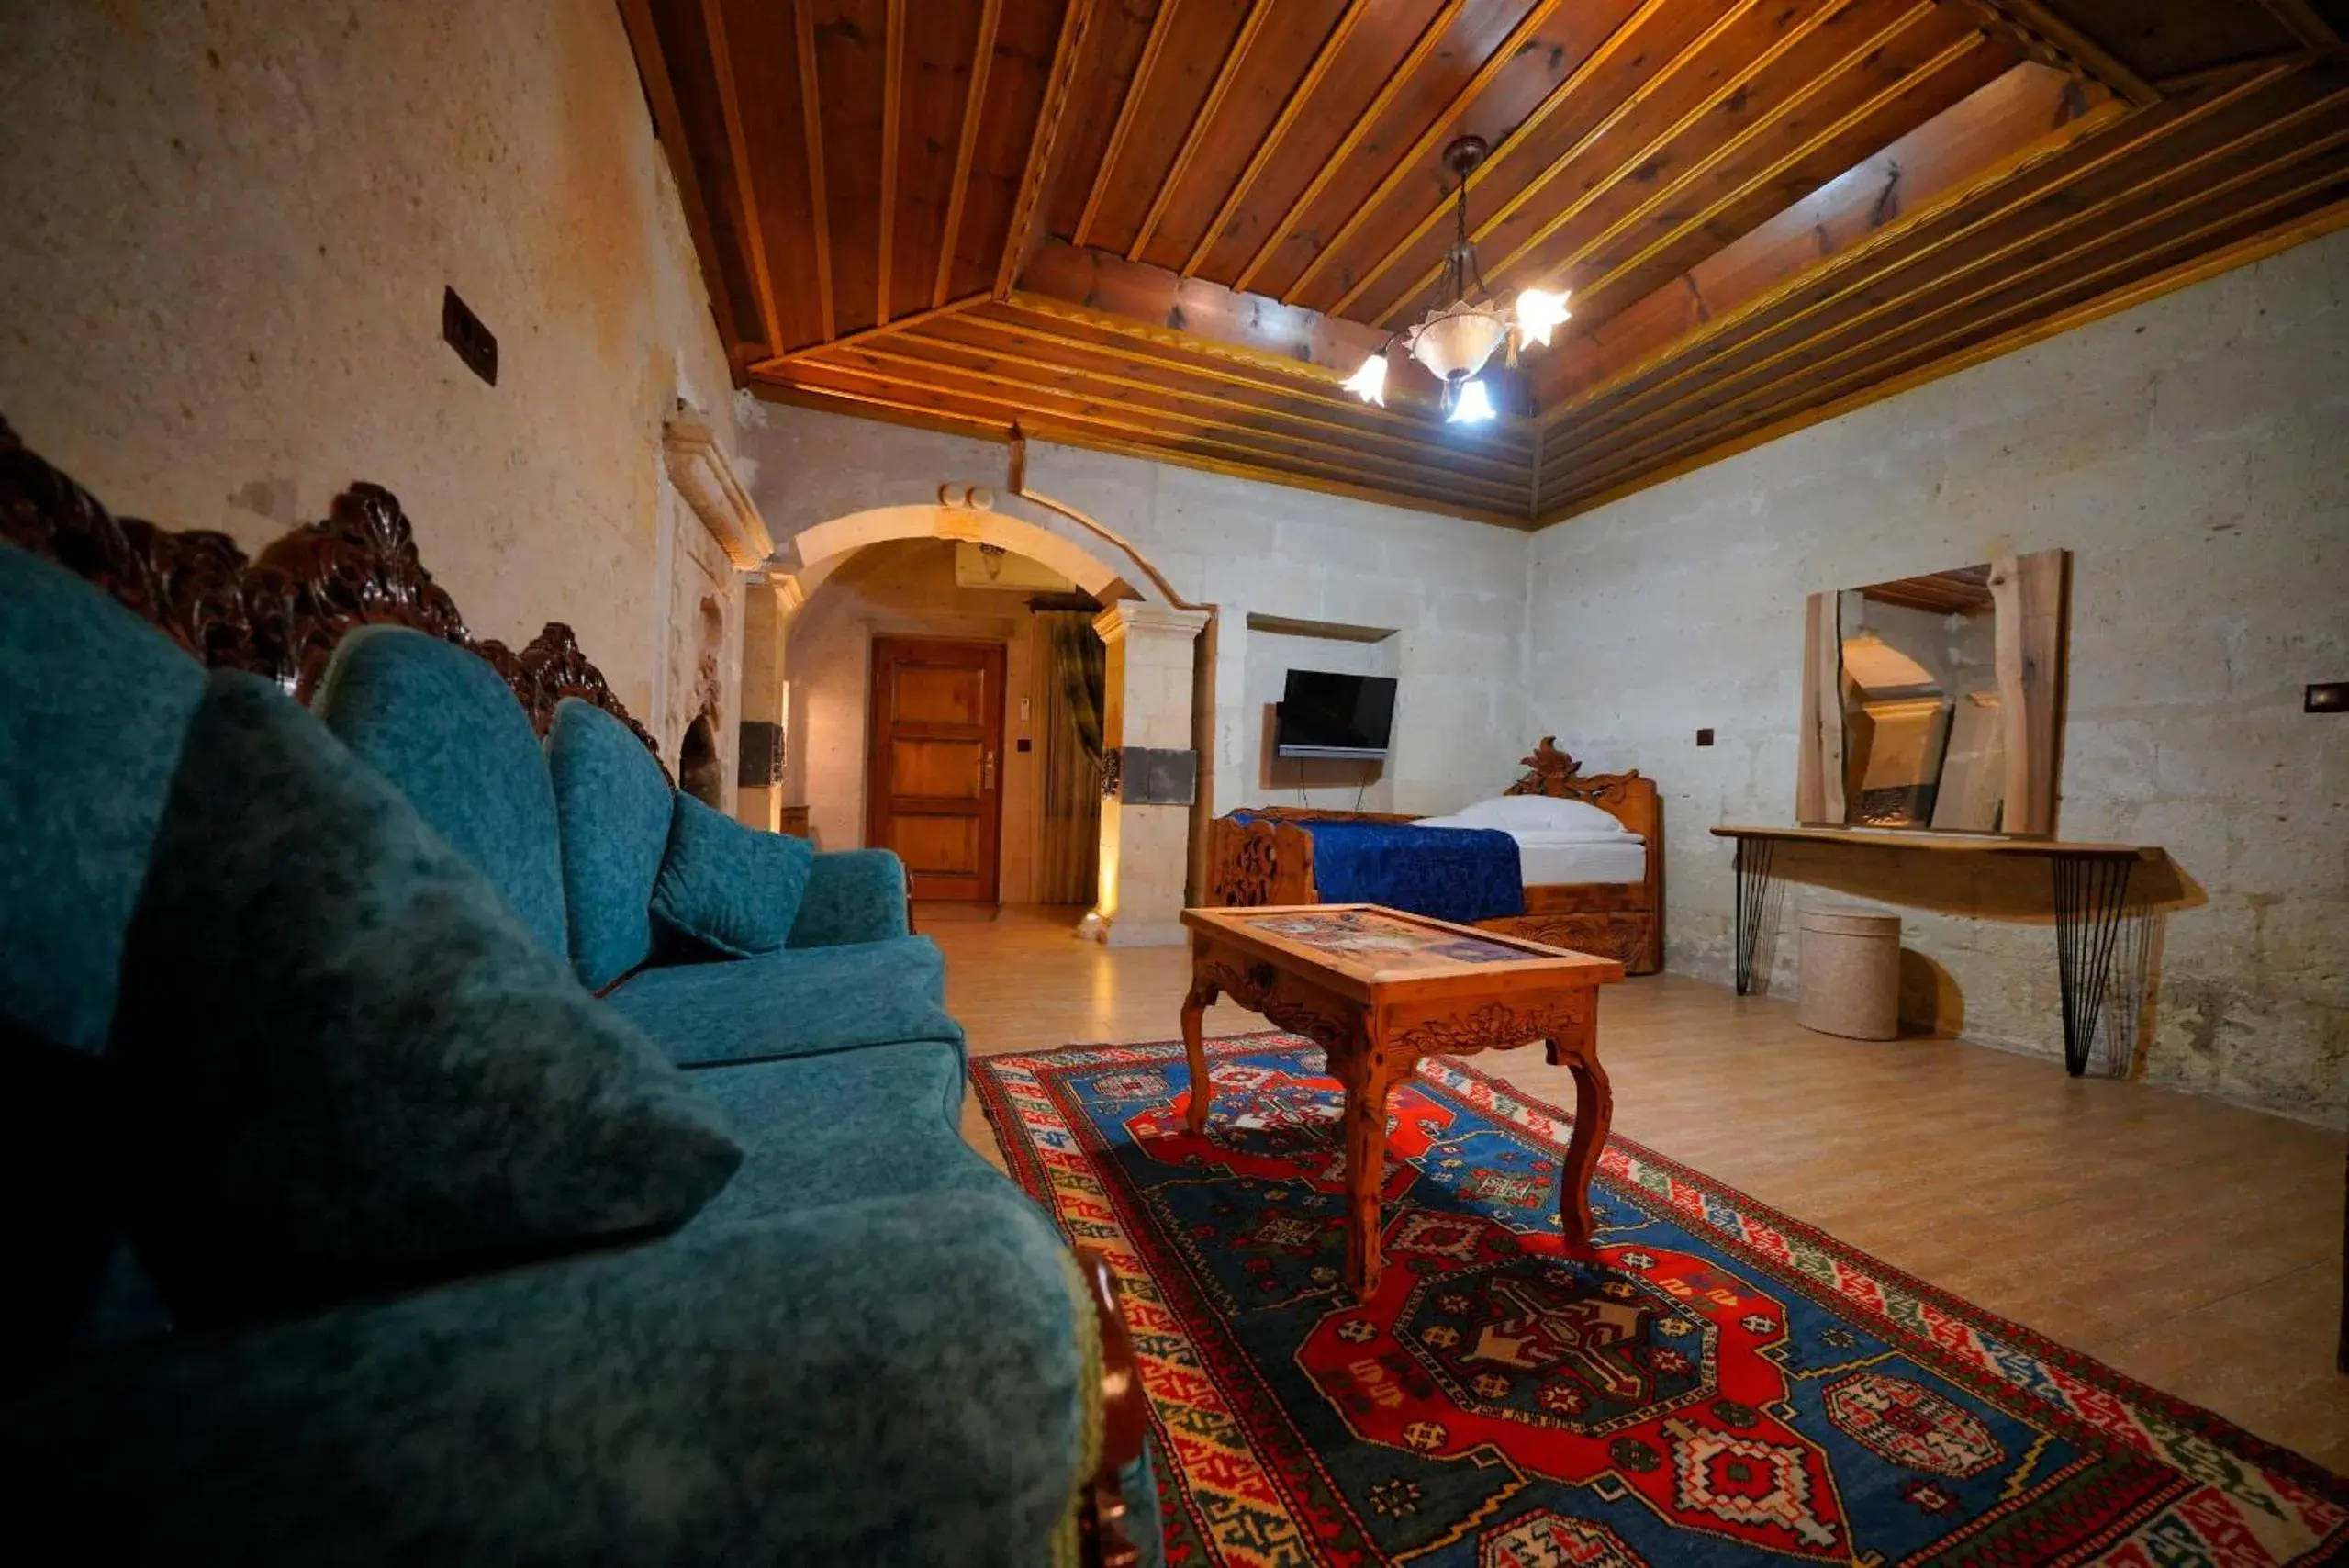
[1236,814,1525,924]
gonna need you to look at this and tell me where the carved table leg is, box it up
[1180,978,1218,1135]
[1557,1046,1614,1249]
[1339,1036,1407,1299]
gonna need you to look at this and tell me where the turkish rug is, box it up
[974,1034,2349,1566]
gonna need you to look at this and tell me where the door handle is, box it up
[982,749,996,791]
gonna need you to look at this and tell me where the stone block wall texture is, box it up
[1529,229,2349,1122]
[0,0,735,723]
[738,398,1534,821]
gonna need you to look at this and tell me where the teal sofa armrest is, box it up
[0,1189,1111,1567]
[789,847,910,948]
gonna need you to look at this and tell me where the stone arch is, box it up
[776,500,1168,614]
[764,493,1204,945]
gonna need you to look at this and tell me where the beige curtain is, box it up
[1037,611,1103,905]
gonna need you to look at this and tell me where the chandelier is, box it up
[1340,137,1571,424]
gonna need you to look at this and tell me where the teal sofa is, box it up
[0,529,1157,1566]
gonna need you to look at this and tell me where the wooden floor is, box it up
[925,903,2349,1473]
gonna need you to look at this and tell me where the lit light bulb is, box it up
[1340,353,1387,407]
[1448,377,1496,424]
[1515,287,1572,348]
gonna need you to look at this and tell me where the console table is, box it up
[1710,826,2157,1076]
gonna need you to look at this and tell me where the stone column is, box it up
[1092,601,1211,947]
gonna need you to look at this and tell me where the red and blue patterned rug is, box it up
[975,1034,2349,1566]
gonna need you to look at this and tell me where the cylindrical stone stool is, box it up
[1796,906,1902,1040]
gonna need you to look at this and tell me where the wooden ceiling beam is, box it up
[1536,63,2112,419]
[934,0,1003,308]
[1325,0,1673,320]
[775,353,1535,518]
[746,291,990,375]
[2259,0,2341,49]
[867,331,1536,501]
[1548,79,2345,480]
[1370,0,1773,329]
[1129,0,1274,262]
[1284,0,1569,306]
[1537,192,2349,523]
[1230,0,1466,296]
[983,287,1538,451]
[998,0,1101,298]
[698,0,784,352]
[1531,2,1957,316]
[919,313,1534,481]
[1543,66,2302,459]
[619,1,745,355]
[1960,0,2158,105]
[1018,242,1393,381]
[1180,0,1372,276]
[1548,136,2349,509]
[1073,0,1180,248]
[789,0,834,338]
[876,0,904,325]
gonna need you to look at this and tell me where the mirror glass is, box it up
[1838,566,2005,832]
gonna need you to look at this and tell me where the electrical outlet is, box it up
[442,286,498,386]
[1695,728,1715,746]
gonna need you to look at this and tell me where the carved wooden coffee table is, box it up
[1180,903,1623,1296]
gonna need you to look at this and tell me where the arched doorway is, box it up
[757,494,1210,945]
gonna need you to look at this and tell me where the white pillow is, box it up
[1443,795,1629,835]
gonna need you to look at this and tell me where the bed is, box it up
[1204,737,1662,974]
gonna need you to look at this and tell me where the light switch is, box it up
[1019,696,1032,722]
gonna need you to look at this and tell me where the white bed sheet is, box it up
[1516,834,1647,886]
[1413,819,1648,885]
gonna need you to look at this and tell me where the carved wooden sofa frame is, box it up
[1205,737,1665,975]
[0,414,1147,1567]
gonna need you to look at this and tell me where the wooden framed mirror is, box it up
[1797,550,2067,836]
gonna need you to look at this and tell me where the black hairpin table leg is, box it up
[2053,853,2134,1077]
[1733,837,1775,997]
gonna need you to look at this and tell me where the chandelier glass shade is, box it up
[1343,136,1571,421]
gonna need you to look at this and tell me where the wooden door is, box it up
[866,637,1006,902]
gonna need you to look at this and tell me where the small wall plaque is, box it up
[1107,746,1196,806]
[737,720,782,787]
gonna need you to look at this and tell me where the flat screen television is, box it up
[1275,669,1398,761]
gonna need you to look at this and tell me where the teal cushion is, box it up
[788,849,911,948]
[651,793,814,958]
[687,1043,996,1222]
[608,937,957,1070]
[109,671,744,1326]
[315,625,569,958]
[0,543,206,1053]
[546,699,673,990]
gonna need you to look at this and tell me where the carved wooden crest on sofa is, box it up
[0,416,660,759]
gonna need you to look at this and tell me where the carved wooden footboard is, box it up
[1205,743,1664,975]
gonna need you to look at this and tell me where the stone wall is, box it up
[0,0,735,724]
[1528,230,2349,1122]
[739,398,1533,822]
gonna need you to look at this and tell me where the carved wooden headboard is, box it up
[1503,736,1660,847]
[0,415,660,756]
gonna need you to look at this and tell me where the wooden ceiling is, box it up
[623,0,2349,529]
